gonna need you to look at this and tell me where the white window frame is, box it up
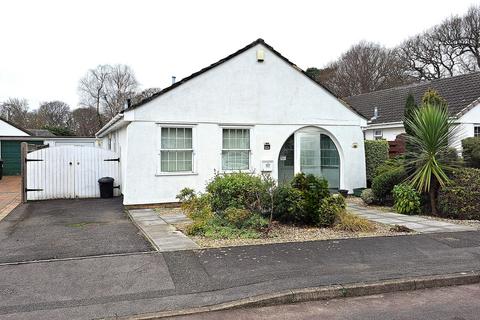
[156,124,197,176]
[220,126,253,172]
[373,129,383,140]
[474,125,480,138]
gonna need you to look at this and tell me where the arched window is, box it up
[279,129,341,189]
[299,133,340,189]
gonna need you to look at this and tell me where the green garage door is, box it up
[0,140,44,176]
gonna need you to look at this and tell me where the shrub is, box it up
[176,187,196,202]
[375,156,405,177]
[273,184,306,224]
[224,207,252,228]
[242,213,269,230]
[291,173,329,224]
[461,137,480,168]
[371,167,407,201]
[334,211,376,232]
[317,194,346,227]
[178,192,215,236]
[224,207,250,227]
[438,168,480,220]
[206,172,274,214]
[365,140,389,184]
[361,188,375,205]
[439,147,459,165]
[202,220,262,239]
[392,184,421,215]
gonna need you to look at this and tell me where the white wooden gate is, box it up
[26,146,121,200]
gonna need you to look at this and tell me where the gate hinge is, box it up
[113,186,121,189]
[25,158,43,162]
[25,188,43,192]
[104,158,120,162]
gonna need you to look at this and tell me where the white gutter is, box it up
[365,121,404,129]
[96,114,124,138]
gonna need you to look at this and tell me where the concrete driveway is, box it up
[0,176,21,220]
[0,197,152,263]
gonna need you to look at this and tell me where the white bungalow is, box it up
[96,39,367,205]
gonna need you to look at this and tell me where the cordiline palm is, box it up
[404,104,458,215]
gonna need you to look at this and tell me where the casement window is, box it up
[160,127,193,172]
[222,128,250,170]
[373,129,383,140]
[474,125,480,138]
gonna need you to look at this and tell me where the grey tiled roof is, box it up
[28,129,56,137]
[344,72,480,124]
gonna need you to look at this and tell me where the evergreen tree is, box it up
[403,93,417,136]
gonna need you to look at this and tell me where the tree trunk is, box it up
[429,184,438,216]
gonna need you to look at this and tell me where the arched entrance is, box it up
[278,134,294,184]
[278,129,341,189]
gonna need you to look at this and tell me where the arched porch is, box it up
[278,126,342,190]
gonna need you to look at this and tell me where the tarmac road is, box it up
[169,283,480,320]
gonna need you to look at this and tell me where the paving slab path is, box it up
[128,209,199,251]
[348,203,476,233]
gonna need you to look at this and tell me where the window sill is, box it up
[221,169,254,174]
[155,172,199,177]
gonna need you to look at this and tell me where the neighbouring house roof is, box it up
[125,38,365,119]
[0,117,32,136]
[28,129,56,137]
[344,72,480,124]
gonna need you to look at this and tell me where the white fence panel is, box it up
[26,146,120,200]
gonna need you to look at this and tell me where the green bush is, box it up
[202,219,263,239]
[176,187,196,202]
[439,147,459,165]
[392,184,421,215]
[438,168,480,220]
[461,137,480,168]
[291,173,329,223]
[372,167,407,201]
[223,207,251,228]
[273,173,330,225]
[375,156,405,177]
[273,184,306,224]
[206,172,274,214]
[318,194,346,227]
[176,192,215,236]
[365,140,389,184]
[361,188,375,205]
[177,185,269,238]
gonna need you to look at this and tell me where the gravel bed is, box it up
[171,216,412,249]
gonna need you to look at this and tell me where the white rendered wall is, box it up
[122,122,365,205]
[119,43,367,205]
[364,126,405,141]
[450,103,480,151]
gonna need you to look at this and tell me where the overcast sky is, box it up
[0,0,477,109]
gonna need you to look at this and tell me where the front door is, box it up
[278,135,294,184]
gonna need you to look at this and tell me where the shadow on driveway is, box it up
[0,197,153,263]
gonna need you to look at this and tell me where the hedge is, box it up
[461,137,480,168]
[364,140,389,184]
[438,168,480,220]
